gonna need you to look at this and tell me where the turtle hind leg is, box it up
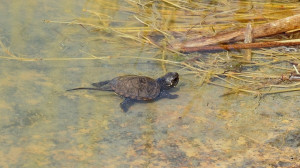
[120,98,135,112]
[92,80,113,91]
[92,80,110,87]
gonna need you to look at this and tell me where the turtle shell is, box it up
[109,75,161,100]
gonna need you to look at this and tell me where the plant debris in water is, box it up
[3,0,300,96]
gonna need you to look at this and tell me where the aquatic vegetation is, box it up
[27,0,300,95]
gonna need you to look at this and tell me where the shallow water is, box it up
[0,0,300,167]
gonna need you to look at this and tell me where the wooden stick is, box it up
[169,14,300,52]
[233,14,300,41]
[179,40,300,52]
[243,23,253,61]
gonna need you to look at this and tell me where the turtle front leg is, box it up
[159,90,178,99]
[120,98,135,112]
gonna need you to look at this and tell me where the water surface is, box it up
[0,0,300,167]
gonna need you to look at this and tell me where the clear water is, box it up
[0,0,300,167]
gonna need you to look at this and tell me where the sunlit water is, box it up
[0,0,300,167]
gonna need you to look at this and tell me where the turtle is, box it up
[67,72,179,112]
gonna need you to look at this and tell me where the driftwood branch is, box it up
[168,14,300,52]
[178,40,300,52]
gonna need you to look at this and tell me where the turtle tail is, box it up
[66,87,104,91]
[67,80,113,91]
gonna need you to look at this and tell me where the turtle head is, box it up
[157,72,179,90]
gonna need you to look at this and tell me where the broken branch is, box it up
[169,14,300,52]
[179,39,300,52]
